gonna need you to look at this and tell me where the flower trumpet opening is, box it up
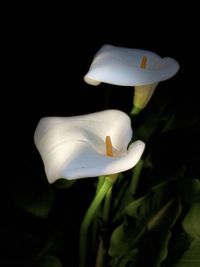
[140,56,147,69]
[105,136,113,157]
[131,56,157,113]
[105,136,119,183]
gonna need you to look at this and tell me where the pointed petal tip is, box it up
[84,75,101,86]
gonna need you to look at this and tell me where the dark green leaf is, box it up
[171,240,200,267]
[36,255,63,267]
[129,160,144,196]
[133,96,169,142]
[16,179,54,218]
[161,233,191,267]
[112,175,134,223]
[161,114,176,133]
[180,179,200,204]
[124,179,174,221]
[109,180,182,267]
[53,178,76,189]
[109,219,146,259]
[182,202,200,239]
[36,229,62,260]
[111,248,139,267]
[134,115,160,142]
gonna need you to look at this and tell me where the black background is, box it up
[2,3,200,266]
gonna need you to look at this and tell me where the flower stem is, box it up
[79,179,113,267]
[130,106,141,116]
[130,159,144,196]
[103,187,112,222]
[94,187,112,267]
[96,176,105,194]
[95,239,106,267]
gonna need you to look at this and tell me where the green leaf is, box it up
[161,114,176,133]
[137,199,181,267]
[133,96,169,142]
[134,115,160,142]
[111,162,144,224]
[36,255,63,267]
[53,178,76,189]
[109,180,182,267]
[124,179,174,221]
[182,202,200,240]
[124,195,147,220]
[147,199,174,230]
[108,218,146,258]
[161,232,191,267]
[180,179,200,204]
[129,160,144,196]
[171,240,200,267]
[112,175,134,223]
[111,248,139,267]
[36,229,62,260]
[16,178,54,218]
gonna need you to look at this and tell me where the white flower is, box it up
[34,110,145,183]
[84,45,180,111]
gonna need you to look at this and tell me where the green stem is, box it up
[96,176,105,194]
[130,106,141,116]
[130,159,144,196]
[79,179,113,267]
[103,187,112,222]
[95,239,106,267]
[94,187,112,267]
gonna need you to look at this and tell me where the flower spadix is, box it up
[34,110,145,183]
[84,45,180,112]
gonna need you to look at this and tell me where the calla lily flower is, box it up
[34,110,145,183]
[84,45,180,112]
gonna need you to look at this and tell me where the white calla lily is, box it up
[34,110,145,183]
[84,45,180,112]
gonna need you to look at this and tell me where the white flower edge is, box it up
[84,44,180,86]
[34,110,145,183]
[58,141,145,181]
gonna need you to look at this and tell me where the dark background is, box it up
[2,4,200,266]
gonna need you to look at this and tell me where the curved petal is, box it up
[57,140,145,182]
[34,110,137,183]
[84,45,180,86]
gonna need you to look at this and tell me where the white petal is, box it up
[34,110,138,183]
[59,140,145,181]
[84,45,180,86]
